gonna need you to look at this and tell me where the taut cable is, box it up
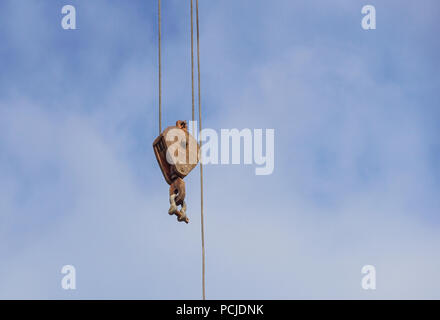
[196,0,206,301]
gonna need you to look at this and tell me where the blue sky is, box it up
[0,0,439,299]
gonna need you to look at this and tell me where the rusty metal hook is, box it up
[169,177,186,206]
[169,193,189,224]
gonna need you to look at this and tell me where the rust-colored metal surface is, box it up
[153,120,199,184]
[153,120,199,223]
[169,177,186,206]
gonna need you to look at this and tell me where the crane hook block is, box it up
[153,120,199,223]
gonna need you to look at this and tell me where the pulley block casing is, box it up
[153,120,200,185]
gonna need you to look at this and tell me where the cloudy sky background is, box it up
[0,0,439,299]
